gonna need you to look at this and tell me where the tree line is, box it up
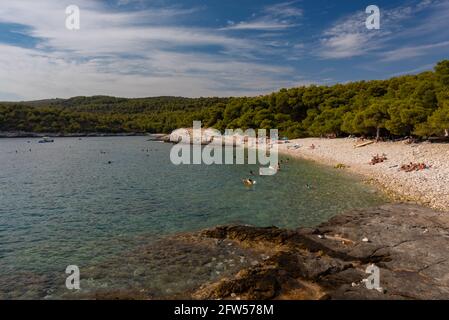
[1,60,448,139]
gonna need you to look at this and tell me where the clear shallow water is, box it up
[0,137,388,298]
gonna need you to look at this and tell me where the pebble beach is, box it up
[278,138,449,211]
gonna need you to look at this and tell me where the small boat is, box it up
[38,137,54,143]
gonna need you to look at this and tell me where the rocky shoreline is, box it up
[29,133,444,300]
[134,134,449,299]
[166,204,449,300]
[83,204,449,300]
[143,134,449,299]
[278,138,449,211]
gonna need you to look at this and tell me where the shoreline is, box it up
[2,133,448,299]
[155,132,447,210]
[0,131,150,138]
[84,203,449,300]
[185,203,449,300]
[276,138,449,211]
[146,135,449,299]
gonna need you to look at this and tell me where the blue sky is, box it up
[0,0,448,100]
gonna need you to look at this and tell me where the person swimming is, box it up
[242,178,256,186]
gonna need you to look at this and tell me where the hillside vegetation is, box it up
[1,60,448,139]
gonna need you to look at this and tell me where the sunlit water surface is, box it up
[0,137,388,298]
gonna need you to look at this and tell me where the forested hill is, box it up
[1,60,448,138]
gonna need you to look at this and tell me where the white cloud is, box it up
[222,21,294,31]
[319,32,371,59]
[0,0,302,100]
[381,40,449,62]
[222,1,301,31]
[393,0,449,38]
[0,43,298,100]
[316,2,427,59]
[389,63,434,77]
[264,1,303,18]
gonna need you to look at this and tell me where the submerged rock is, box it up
[50,203,449,300]
[190,203,449,300]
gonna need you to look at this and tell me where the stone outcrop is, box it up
[187,204,449,300]
[72,203,449,300]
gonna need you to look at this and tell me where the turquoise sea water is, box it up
[0,137,387,298]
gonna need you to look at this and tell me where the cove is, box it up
[0,136,388,299]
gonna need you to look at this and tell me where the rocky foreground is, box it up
[171,204,449,300]
[74,203,449,300]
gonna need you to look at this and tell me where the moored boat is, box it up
[38,137,54,143]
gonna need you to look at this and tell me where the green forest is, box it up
[1,60,448,139]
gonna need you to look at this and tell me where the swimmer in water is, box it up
[242,178,256,186]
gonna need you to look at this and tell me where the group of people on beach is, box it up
[370,154,388,165]
[400,162,430,172]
